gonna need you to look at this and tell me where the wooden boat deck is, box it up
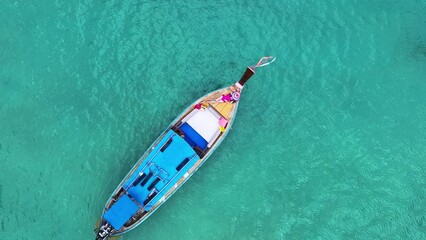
[200,85,239,119]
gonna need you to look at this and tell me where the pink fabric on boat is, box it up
[221,94,232,102]
[219,117,228,127]
[194,103,202,109]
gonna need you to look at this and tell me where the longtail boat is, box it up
[94,56,276,239]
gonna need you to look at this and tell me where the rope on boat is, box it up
[252,56,276,69]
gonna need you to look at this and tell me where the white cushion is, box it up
[186,107,220,142]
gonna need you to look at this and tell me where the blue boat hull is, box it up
[95,85,241,239]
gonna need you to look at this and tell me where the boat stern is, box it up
[94,220,113,240]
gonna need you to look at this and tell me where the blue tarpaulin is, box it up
[121,130,200,211]
[180,122,208,150]
[104,194,139,230]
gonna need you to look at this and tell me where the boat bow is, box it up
[235,56,276,89]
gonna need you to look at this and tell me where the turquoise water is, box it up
[1,0,426,239]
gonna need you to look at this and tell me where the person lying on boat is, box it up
[216,91,240,103]
[214,85,241,103]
